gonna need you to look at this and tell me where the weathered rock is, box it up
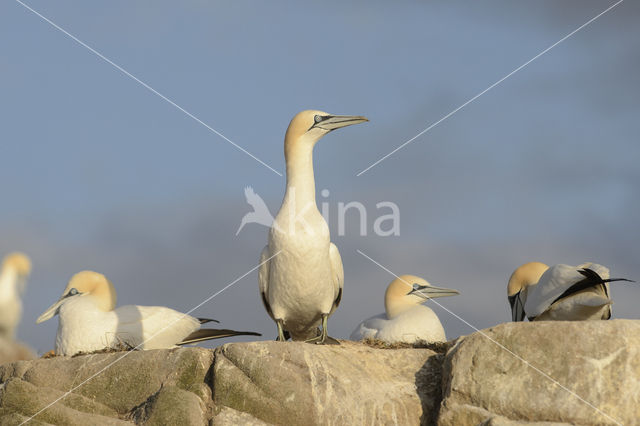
[0,347,213,425]
[1,321,639,425]
[213,340,442,425]
[439,320,640,426]
[211,406,271,426]
[0,337,35,365]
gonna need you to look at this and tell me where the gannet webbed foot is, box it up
[304,314,340,345]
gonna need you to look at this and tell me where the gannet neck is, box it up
[0,253,30,303]
[385,275,426,319]
[0,267,18,303]
[59,292,102,319]
[385,298,417,319]
[284,141,317,210]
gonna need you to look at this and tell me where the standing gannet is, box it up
[36,271,261,356]
[259,110,368,344]
[0,252,32,339]
[350,275,460,344]
[508,262,634,322]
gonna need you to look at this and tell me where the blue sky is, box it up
[1,1,638,353]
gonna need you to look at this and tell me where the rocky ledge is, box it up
[1,320,638,425]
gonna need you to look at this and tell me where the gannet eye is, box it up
[412,283,420,290]
[68,288,78,296]
[314,115,323,123]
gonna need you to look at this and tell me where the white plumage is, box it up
[37,271,260,356]
[259,110,366,344]
[350,275,459,344]
[0,253,31,339]
[52,295,200,355]
[508,262,633,322]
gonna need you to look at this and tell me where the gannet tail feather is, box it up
[178,329,262,345]
[551,268,634,306]
[197,317,220,324]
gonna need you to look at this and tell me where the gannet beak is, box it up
[313,115,368,131]
[408,284,460,300]
[36,297,66,324]
[508,293,526,322]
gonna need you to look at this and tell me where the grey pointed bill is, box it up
[36,297,66,324]
[313,115,368,131]
[407,284,460,300]
[508,293,526,322]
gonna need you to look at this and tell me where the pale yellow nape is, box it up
[384,274,428,318]
[284,110,329,158]
[2,252,31,276]
[507,262,549,296]
[65,271,117,312]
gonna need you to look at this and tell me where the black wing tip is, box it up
[606,277,635,283]
[578,268,602,280]
[178,329,263,345]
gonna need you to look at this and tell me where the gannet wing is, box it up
[577,263,612,318]
[114,305,199,347]
[259,245,275,320]
[178,328,261,345]
[525,264,612,319]
[350,314,386,340]
[329,243,344,315]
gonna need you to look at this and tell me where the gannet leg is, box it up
[276,319,287,342]
[305,314,340,345]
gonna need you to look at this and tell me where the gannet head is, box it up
[284,110,368,157]
[36,271,117,324]
[507,262,548,321]
[2,252,32,277]
[385,274,460,319]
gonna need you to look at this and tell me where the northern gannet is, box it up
[259,110,368,344]
[508,262,634,322]
[0,252,31,339]
[350,275,460,344]
[36,271,261,356]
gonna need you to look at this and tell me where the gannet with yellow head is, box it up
[259,110,368,344]
[508,262,634,322]
[0,252,32,339]
[350,275,460,344]
[37,271,261,356]
[507,261,549,322]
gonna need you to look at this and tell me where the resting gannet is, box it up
[508,262,634,322]
[36,271,261,355]
[259,110,368,344]
[350,275,460,344]
[0,252,31,339]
